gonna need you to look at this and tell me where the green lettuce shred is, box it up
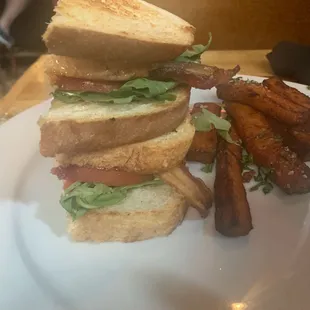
[53,78,178,104]
[60,179,164,220]
[175,32,212,63]
[192,108,237,144]
[53,34,213,104]
[201,163,214,173]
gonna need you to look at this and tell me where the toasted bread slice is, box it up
[39,86,190,157]
[56,115,195,173]
[68,184,187,242]
[45,55,149,82]
[43,0,195,64]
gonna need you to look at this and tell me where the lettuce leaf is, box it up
[201,163,214,173]
[192,108,237,144]
[53,78,178,104]
[175,32,212,63]
[192,108,230,131]
[60,179,164,220]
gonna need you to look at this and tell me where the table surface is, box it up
[0,50,273,122]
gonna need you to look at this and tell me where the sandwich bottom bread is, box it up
[51,115,196,242]
[68,184,187,242]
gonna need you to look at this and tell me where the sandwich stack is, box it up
[39,0,238,242]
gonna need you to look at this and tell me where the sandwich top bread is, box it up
[43,0,195,64]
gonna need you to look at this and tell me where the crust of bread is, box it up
[45,55,149,82]
[56,115,195,173]
[67,185,187,243]
[43,0,195,64]
[40,86,190,157]
[44,25,191,65]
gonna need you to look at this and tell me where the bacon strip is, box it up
[51,75,123,93]
[51,166,153,187]
[149,62,240,90]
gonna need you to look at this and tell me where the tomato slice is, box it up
[52,166,153,187]
[63,179,75,190]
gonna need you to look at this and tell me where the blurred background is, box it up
[0,0,310,98]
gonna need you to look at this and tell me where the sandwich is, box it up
[40,0,238,242]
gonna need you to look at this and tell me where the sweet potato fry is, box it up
[268,117,310,161]
[217,81,309,125]
[186,102,221,164]
[290,118,310,144]
[263,76,310,109]
[226,101,310,194]
[214,126,253,237]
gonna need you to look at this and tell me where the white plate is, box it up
[1,75,310,310]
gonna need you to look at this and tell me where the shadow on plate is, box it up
[134,270,229,310]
